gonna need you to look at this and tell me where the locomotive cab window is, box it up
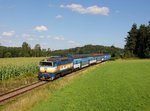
[40,62,53,66]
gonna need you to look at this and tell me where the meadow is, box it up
[32,60,150,111]
[0,57,44,94]
[0,59,150,111]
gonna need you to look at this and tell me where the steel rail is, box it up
[0,81,47,103]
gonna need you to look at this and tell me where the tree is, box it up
[125,24,138,57]
[144,22,150,57]
[46,48,51,56]
[22,42,31,57]
[0,46,5,58]
[137,25,147,58]
[124,22,150,58]
[34,44,41,57]
[4,52,12,57]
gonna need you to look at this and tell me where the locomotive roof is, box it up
[71,54,104,59]
[41,57,72,62]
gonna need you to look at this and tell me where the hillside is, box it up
[51,44,123,57]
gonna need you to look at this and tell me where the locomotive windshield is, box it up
[40,62,53,66]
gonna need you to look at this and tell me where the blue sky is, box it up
[0,0,150,50]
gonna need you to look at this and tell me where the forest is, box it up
[124,22,150,58]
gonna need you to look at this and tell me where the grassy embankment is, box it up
[32,59,150,111]
[1,59,150,111]
[0,57,44,94]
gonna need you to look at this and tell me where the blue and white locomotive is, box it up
[38,54,111,80]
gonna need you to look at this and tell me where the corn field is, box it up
[0,57,44,80]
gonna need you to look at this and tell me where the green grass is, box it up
[32,60,150,111]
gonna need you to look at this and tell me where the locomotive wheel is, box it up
[39,76,45,81]
[60,73,65,77]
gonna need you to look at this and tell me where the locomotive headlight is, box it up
[40,67,46,72]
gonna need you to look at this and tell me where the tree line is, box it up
[124,22,150,58]
[0,42,51,58]
[0,42,123,58]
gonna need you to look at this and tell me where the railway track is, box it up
[0,81,47,103]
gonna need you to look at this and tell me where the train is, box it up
[38,54,111,80]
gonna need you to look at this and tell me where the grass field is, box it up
[31,60,150,111]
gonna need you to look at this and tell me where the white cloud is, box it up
[41,43,48,48]
[46,35,52,38]
[67,40,81,46]
[60,4,65,8]
[22,34,32,38]
[34,25,48,32]
[56,15,63,19]
[27,38,34,41]
[68,40,75,44]
[39,35,45,38]
[2,39,12,44]
[21,33,35,41]
[0,39,19,47]
[1,31,15,37]
[53,36,65,41]
[61,3,109,15]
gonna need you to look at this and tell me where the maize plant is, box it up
[0,57,43,80]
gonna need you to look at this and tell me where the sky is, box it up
[0,0,150,50]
